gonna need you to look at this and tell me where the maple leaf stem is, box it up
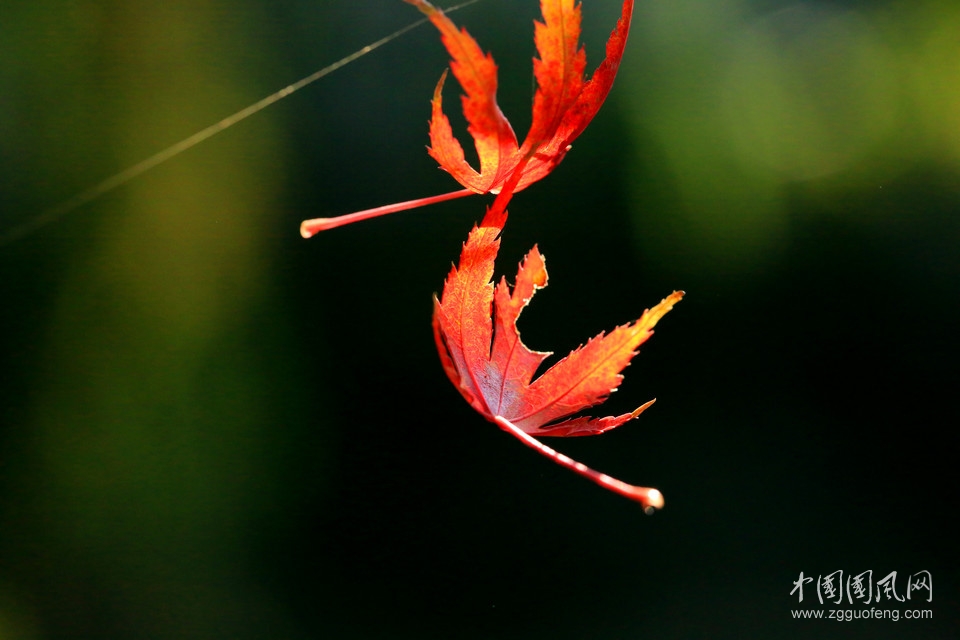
[493,415,664,513]
[299,188,476,237]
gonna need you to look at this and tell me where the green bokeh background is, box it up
[1,1,957,638]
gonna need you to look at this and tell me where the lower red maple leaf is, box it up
[433,192,682,510]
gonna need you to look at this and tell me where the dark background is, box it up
[1,0,957,638]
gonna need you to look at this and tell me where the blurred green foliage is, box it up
[1,1,325,636]
[623,0,960,274]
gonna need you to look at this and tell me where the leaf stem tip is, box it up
[300,188,475,237]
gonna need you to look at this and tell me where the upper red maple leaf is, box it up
[415,0,634,193]
[432,191,682,509]
[301,0,635,237]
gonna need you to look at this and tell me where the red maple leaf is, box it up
[432,191,682,510]
[301,0,635,237]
